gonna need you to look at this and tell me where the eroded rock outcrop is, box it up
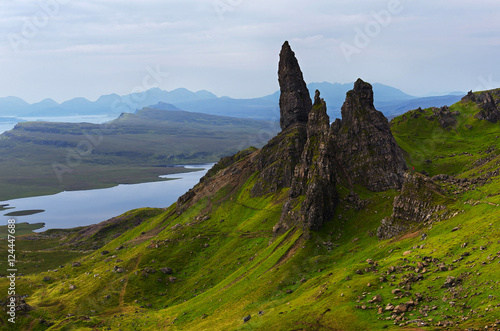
[462,90,500,123]
[475,92,500,123]
[377,172,447,239]
[251,41,312,196]
[250,125,307,197]
[278,41,312,130]
[176,44,409,235]
[333,79,407,191]
[461,90,476,103]
[431,106,459,129]
[277,91,338,232]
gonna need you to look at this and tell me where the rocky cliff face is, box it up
[250,41,311,197]
[278,41,312,130]
[377,172,447,239]
[475,92,500,123]
[276,91,338,232]
[177,42,408,234]
[462,90,500,123]
[333,79,407,191]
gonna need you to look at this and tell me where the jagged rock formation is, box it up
[278,41,312,130]
[251,41,312,196]
[475,92,500,123]
[177,43,407,234]
[429,106,459,129]
[377,172,447,239]
[250,125,307,197]
[462,90,500,123]
[276,91,338,232]
[332,79,407,191]
[461,90,476,103]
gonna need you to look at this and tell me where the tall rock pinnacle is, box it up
[278,41,312,130]
[277,90,338,232]
[333,79,407,191]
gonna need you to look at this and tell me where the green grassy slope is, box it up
[1,93,500,330]
[391,91,500,176]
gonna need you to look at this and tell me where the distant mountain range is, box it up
[0,83,465,120]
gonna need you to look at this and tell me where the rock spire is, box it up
[333,79,407,191]
[278,41,312,130]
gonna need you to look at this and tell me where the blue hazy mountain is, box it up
[0,83,464,120]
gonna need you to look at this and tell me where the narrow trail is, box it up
[119,255,142,308]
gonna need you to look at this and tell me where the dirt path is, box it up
[119,255,142,308]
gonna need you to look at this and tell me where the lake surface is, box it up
[1,164,213,231]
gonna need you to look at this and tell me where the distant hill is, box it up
[0,84,466,120]
[0,105,279,201]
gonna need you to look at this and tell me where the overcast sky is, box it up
[1,0,499,103]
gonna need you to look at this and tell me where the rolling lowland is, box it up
[0,103,278,201]
[1,42,500,330]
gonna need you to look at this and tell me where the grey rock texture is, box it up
[333,78,407,191]
[278,41,312,130]
[475,92,500,123]
[377,172,447,239]
[175,43,410,235]
[462,89,500,123]
[277,91,338,232]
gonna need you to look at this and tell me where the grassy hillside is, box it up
[1,93,500,330]
[391,91,500,176]
[0,107,278,200]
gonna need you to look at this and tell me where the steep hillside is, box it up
[1,43,500,331]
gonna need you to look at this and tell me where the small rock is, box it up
[385,303,395,311]
[160,267,173,275]
[443,276,458,288]
[395,303,408,313]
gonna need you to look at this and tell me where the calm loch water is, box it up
[1,164,213,231]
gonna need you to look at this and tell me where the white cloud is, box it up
[0,0,499,102]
